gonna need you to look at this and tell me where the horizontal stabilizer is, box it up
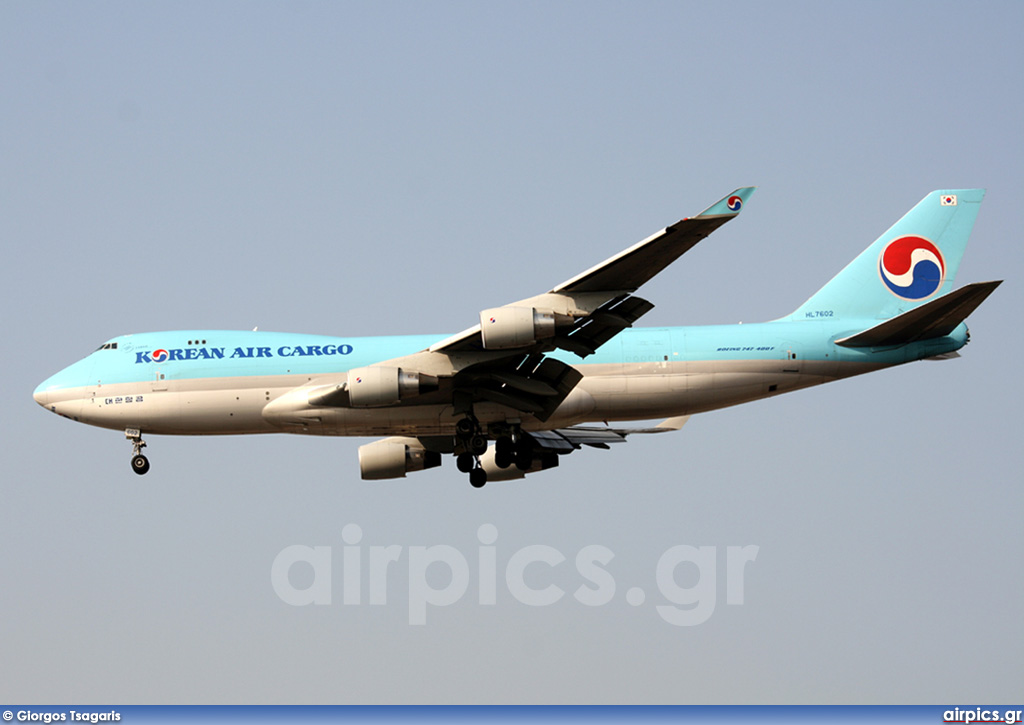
[835,280,1002,348]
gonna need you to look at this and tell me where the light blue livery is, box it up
[34,188,1001,487]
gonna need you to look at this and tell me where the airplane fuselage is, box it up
[32,187,996,485]
[34,321,968,438]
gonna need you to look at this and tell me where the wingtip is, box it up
[655,415,691,431]
[696,187,756,218]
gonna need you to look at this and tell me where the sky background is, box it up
[2,0,1022,705]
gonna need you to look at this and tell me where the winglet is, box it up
[695,187,756,218]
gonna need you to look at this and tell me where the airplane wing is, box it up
[356,416,691,481]
[430,187,756,356]
[480,416,692,480]
[331,188,754,427]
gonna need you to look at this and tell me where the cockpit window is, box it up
[96,342,119,351]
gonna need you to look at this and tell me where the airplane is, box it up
[33,187,1001,488]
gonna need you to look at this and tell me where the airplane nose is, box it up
[33,382,50,407]
[34,357,95,416]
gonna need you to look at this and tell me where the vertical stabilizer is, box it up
[787,189,984,321]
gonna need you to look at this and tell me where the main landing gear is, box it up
[455,416,489,488]
[496,430,534,472]
[454,417,534,488]
[126,428,150,475]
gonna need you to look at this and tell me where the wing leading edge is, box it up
[551,187,756,294]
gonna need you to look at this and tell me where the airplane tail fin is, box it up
[786,189,985,322]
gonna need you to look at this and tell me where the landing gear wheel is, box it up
[131,454,150,475]
[469,434,488,455]
[469,467,487,488]
[455,417,475,437]
[456,453,476,473]
[126,428,150,475]
[494,436,514,469]
[495,436,514,456]
[514,441,533,471]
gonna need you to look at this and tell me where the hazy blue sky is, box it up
[2,0,1021,704]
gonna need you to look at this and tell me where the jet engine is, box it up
[346,366,438,407]
[358,437,442,480]
[479,306,562,350]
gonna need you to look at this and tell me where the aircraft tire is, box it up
[469,468,487,488]
[456,453,475,473]
[469,435,488,455]
[514,443,532,471]
[131,454,150,475]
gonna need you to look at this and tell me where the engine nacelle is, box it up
[479,306,558,350]
[346,366,437,407]
[358,437,442,480]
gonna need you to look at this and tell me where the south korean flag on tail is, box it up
[941,194,958,206]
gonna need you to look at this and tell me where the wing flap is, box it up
[479,416,692,481]
[453,355,584,422]
[529,415,692,450]
[555,294,656,357]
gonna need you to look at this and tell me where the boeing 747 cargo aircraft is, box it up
[34,188,1000,487]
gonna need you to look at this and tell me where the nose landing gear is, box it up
[126,428,150,475]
